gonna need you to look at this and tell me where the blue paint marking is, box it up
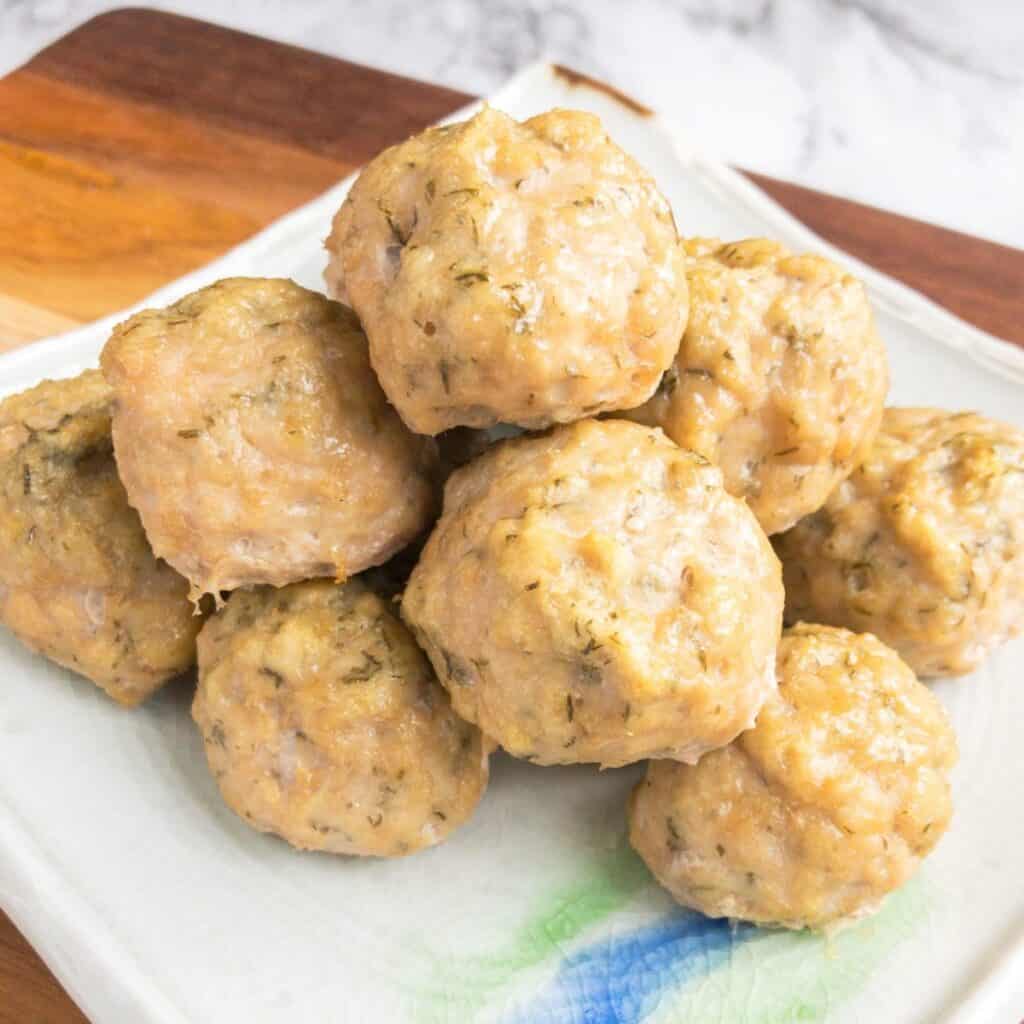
[503,912,755,1024]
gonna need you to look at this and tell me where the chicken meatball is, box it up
[624,238,888,534]
[402,418,783,768]
[325,107,688,434]
[100,278,438,598]
[629,624,957,930]
[775,408,1024,677]
[193,579,490,856]
[0,371,199,704]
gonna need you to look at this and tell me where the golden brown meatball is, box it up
[326,107,688,434]
[193,579,490,857]
[629,624,957,930]
[775,408,1024,677]
[100,278,438,598]
[0,371,199,705]
[402,418,783,768]
[624,238,888,534]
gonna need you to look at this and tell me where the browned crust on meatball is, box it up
[402,418,783,768]
[101,278,439,598]
[0,371,199,704]
[629,624,957,930]
[326,107,688,434]
[193,579,490,857]
[775,407,1024,676]
[624,238,888,534]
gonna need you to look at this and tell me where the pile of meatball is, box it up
[3,107,1021,931]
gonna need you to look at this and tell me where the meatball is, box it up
[402,418,783,768]
[624,238,888,535]
[325,107,688,434]
[775,408,1024,677]
[0,371,199,705]
[629,624,957,930]
[100,278,438,598]
[193,579,490,857]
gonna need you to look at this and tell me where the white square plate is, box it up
[2,63,1022,1024]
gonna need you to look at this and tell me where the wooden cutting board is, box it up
[2,10,1023,355]
[0,10,1022,1023]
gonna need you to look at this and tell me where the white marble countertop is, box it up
[1,0,1021,249]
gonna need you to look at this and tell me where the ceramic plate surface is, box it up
[1,63,1022,1024]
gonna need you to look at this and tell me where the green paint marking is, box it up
[408,835,650,1023]
[404,834,933,1024]
[645,875,931,1024]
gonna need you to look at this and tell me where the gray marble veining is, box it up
[0,0,1021,248]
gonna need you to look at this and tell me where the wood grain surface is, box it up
[2,9,1023,353]
[0,8,1021,1023]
